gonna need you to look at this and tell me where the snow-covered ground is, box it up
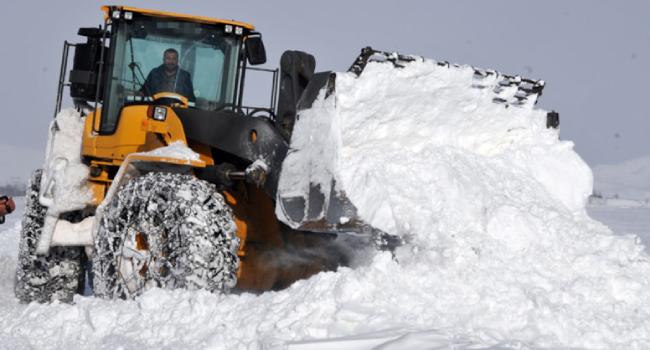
[2,59,650,349]
[1,197,648,349]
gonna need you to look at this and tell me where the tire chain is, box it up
[14,169,84,303]
[93,172,239,299]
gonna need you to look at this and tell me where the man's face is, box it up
[163,51,178,72]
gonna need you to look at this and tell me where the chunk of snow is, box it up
[139,141,201,162]
[43,108,94,213]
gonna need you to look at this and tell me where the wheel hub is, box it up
[118,228,151,294]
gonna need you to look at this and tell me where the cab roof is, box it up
[101,5,255,31]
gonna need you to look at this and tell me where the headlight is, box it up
[153,106,167,121]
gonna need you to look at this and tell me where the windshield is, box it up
[100,16,241,133]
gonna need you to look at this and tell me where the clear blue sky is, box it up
[0,0,648,182]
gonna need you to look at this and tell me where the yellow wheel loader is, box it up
[14,5,380,303]
[14,6,554,303]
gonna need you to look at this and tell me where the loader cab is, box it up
[67,6,266,135]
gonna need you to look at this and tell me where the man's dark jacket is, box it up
[142,65,196,101]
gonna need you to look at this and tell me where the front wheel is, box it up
[92,172,239,299]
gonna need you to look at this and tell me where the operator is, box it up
[0,196,16,224]
[141,48,196,102]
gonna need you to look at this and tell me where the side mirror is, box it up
[70,27,106,102]
[78,27,109,39]
[246,34,266,65]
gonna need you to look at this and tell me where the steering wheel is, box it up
[152,92,190,107]
[247,108,277,122]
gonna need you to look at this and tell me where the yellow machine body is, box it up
[100,5,255,30]
[81,103,323,291]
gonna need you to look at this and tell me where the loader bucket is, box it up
[274,71,362,234]
[275,47,554,244]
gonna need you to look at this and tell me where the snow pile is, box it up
[44,109,93,212]
[274,60,650,348]
[279,60,592,235]
[592,155,650,203]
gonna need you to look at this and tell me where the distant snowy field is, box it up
[589,155,650,248]
[592,155,650,203]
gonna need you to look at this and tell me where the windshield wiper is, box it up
[127,37,150,95]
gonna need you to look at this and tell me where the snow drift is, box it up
[1,58,650,349]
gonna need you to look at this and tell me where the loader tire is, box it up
[14,169,85,303]
[92,172,239,299]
